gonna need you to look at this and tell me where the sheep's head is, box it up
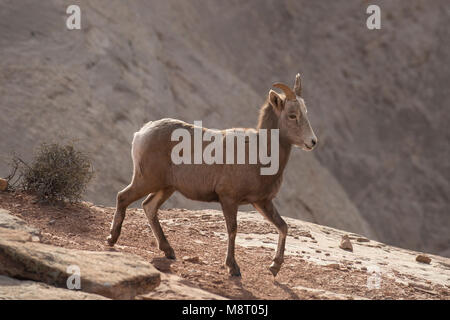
[269,74,317,151]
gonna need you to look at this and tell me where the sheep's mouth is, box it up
[293,142,314,151]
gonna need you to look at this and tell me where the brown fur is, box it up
[107,75,317,277]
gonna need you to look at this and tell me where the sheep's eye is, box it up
[288,114,297,120]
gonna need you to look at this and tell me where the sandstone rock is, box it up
[339,235,353,252]
[0,228,161,299]
[137,273,227,300]
[2,204,449,299]
[226,209,447,297]
[0,275,108,300]
[0,178,7,191]
[0,228,33,242]
[0,209,41,238]
[416,255,432,264]
[294,284,368,300]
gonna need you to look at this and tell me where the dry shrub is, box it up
[19,143,94,203]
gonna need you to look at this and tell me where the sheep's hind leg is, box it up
[253,200,288,277]
[142,188,175,259]
[107,183,150,246]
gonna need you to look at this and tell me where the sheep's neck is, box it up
[256,102,292,177]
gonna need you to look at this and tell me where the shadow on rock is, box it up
[151,257,176,273]
[274,280,300,299]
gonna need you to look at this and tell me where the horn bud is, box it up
[273,83,296,101]
[294,73,302,96]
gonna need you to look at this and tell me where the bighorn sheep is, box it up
[107,74,317,277]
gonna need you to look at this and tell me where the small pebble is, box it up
[339,235,353,252]
[182,256,201,264]
[416,255,431,264]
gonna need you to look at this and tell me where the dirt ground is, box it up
[0,191,448,300]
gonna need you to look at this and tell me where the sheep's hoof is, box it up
[164,248,176,260]
[269,262,281,277]
[106,235,116,247]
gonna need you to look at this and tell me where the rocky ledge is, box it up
[0,208,222,300]
[0,193,448,300]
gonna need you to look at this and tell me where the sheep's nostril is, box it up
[311,139,317,147]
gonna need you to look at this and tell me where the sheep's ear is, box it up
[269,89,284,115]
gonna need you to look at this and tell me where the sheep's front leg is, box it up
[253,200,288,277]
[220,198,240,276]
